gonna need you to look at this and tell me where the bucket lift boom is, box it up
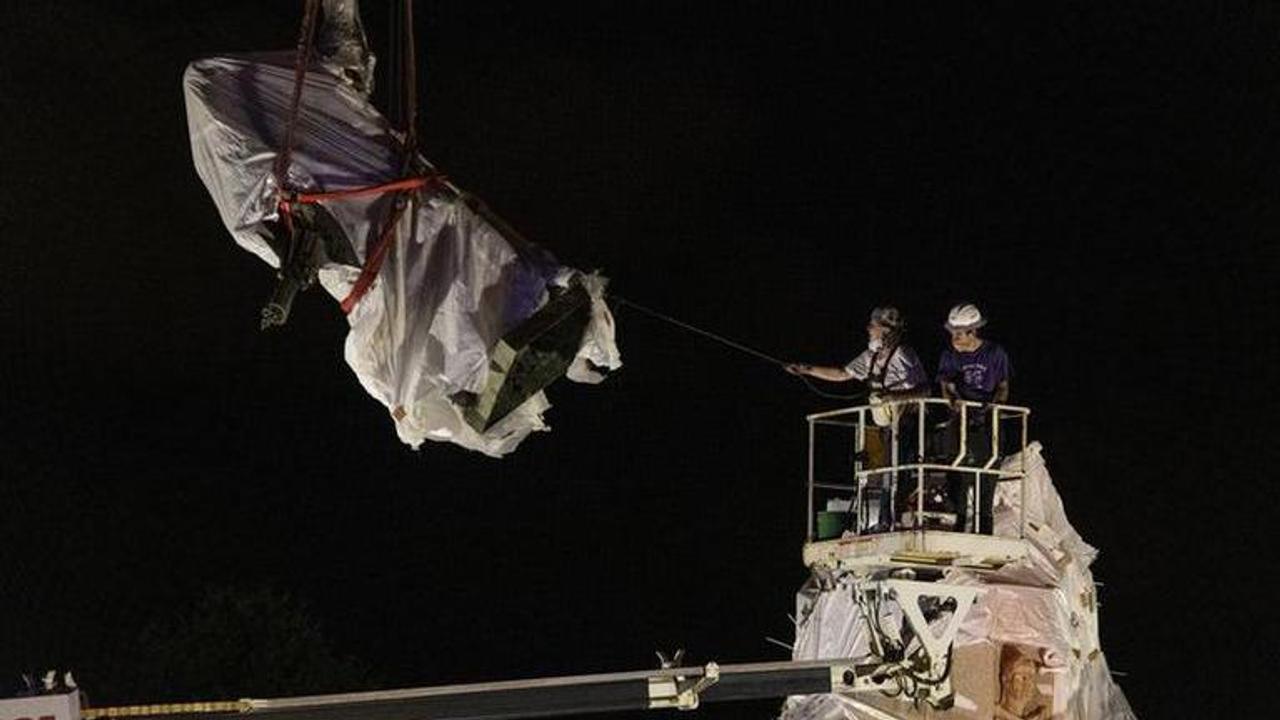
[30,581,978,720]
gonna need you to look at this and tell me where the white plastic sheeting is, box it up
[783,443,1136,720]
[183,44,620,456]
[992,443,1097,566]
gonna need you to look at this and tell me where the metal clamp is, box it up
[647,662,720,711]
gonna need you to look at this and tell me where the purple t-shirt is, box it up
[937,341,1011,402]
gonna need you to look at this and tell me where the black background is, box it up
[2,2,1275,718]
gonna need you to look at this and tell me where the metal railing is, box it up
[805,398,1031,541]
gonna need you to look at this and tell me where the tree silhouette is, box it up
[109,586,378,703]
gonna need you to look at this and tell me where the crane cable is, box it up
[400,0,418,164]
[609,295,867,401]
[273,0,322,189]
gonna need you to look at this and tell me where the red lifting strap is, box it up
[338,194,411,315]
[273,174,447,315]
[334,175,448,315]
[289,176,438,204]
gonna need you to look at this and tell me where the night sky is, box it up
[1,2,1274,718]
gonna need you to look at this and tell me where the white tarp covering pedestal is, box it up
[784,444,1137,720]
[182,24,619,456]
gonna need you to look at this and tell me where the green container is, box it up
[816,511,848,540]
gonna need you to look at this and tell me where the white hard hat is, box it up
[945,303,986,331]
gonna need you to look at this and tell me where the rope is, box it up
[268,0,321,291]
[609,295,868,401]
[401,0,418,164]
[273,0,322,189]
[388,0,401,128]
[610,295,785,366]
[799,377,868,401]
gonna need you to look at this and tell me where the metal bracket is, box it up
[834,580,984,709]
[647,662,720,711]
[884,579,982,681]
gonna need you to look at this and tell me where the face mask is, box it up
[868,337,883,351]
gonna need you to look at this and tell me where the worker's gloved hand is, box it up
[785,363,809,376]
[941,384,962,412]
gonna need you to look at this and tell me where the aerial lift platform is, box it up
[5,400,1131,720]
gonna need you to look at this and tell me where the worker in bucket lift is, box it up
[786,307,928,531]
[936,302,1012,534]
